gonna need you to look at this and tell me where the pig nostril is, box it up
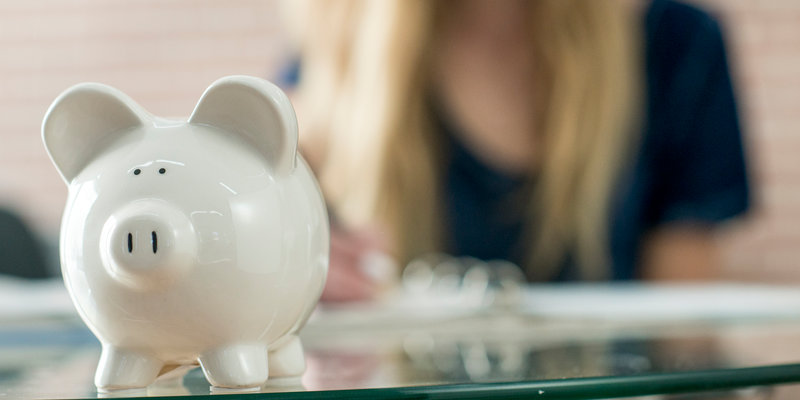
[127,233,133,253]
[151,231,158,254]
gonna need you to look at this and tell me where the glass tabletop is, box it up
[4,281,800,399]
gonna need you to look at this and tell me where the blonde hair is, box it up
[296,0,642,280]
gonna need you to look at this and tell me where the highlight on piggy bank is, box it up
[42,76,329,391]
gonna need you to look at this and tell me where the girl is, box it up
[292,0,750,301]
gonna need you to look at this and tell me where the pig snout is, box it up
[99,200,196,288]
[113,217,170,263]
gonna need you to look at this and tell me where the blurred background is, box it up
[0,0,797,282]
[4,3,800,398]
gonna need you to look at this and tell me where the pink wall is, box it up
[697,0,800,281]
[0,0,290,232]
[0,0,797,281]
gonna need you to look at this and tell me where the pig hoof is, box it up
[95,346,163,390]
[199,343,269,389]
[268,336,306,378]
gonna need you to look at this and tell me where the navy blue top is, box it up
[441,0,750,280]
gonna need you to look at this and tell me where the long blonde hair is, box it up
[296,0,642,280]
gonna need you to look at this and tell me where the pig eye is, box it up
[133,169,141,175]
[158,168,166,175]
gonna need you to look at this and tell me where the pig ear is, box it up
[189,76,298,175]
[42,83,147,183]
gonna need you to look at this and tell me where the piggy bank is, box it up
[42,76,329,391]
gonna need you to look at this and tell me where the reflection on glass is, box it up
[4,289,800,398]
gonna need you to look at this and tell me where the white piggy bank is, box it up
[42,76,329,391]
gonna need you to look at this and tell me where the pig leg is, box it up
[95,345,163,391]
[268,335,306,378]
[198,343,269,389]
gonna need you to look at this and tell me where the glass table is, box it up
[4,280,800,399]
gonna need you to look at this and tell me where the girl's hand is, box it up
[321,225,396,303]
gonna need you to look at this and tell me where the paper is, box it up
[520,283,800,321]
[0,276,78,321]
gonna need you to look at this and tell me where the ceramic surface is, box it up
[42,76,329,391]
